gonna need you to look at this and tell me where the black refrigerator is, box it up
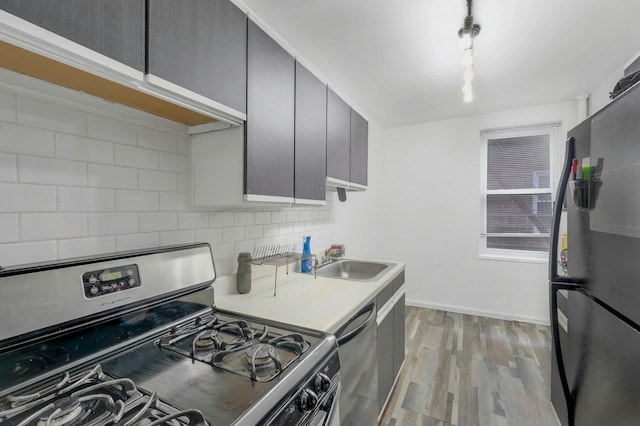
[550,81,640,426]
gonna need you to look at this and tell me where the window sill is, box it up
[477,253,549,264]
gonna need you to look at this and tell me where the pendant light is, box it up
[458,0,480,103]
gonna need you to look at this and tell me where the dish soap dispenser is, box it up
[301,235,312,273]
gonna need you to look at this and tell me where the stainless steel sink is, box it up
[315,259,394,281]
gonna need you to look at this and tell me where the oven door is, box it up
[309,382,341,426]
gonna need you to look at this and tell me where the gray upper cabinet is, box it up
[295,62,327,203]
[246,20,295,201]
[0,0,144,71]
[147,0,247,114]
[327,88,369,188]
[326,88,351,183]
[350,109,368,186]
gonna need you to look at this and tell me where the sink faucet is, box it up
[318,249,339,266]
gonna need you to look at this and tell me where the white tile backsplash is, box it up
[115,144,158,170]
[159,192,190,211]
[58,236,116,259]
[57,187,115,212]
[0,183,56,212]
[116,190,159,211]
[19,155,87,186]
[0,214,18,243]
[178,212,209,229]
[116,232,160,251]
[222,226,245,243]
[176,135,190,155]
[20,213,87,241]
[194,228,222,245]
[0,85,335,273]
[160,229,194,245]
[271,211,286,223]
[0,241,57,266]
[139,127,177,153]
[0,91,16,122]
[0,152,16,182]
[18,97,86,135]
[177,173,190,193]
[139,169,177,191]
[209,211,234,227]
[88,164,138,189]
[0,122,55,156]
[254,211,271,224]
[158,152,189,173]
[87,114,137,145]
[55,133,114,164]
[234,211,254,226]
[88,212,138,236]
[139,212,177,232]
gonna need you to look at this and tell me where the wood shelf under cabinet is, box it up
[0,40,218,126]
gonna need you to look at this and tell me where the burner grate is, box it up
[0,365,208,426]
[156,314,310,382]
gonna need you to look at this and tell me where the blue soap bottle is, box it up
[301,236,312,272]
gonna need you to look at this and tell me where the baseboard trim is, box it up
[405,299,550,326]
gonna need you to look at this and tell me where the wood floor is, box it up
[380,306,560,426]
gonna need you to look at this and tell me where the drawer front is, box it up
[376,270,405,309]
[393,270,405,292]
[376,283,394,310]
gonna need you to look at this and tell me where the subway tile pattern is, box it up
[0,88,334,275]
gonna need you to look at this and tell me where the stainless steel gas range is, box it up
[0,243,340,426]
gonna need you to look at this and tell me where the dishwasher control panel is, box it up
[82,264,140,299]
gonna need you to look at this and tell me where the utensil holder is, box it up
[570,179,602,211]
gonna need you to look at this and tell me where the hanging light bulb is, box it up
[461,49,473,67]
[463,66,474,83]
[459,32,472,49]
[458,0,480,103]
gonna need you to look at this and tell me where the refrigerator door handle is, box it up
[550,281,582,426]
[550,136,575,282]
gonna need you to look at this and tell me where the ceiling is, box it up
[241,0,640,128]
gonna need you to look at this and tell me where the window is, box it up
[480,124,559,261]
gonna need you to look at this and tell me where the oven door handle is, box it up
[316,381,341,426]
[336,303,375,345]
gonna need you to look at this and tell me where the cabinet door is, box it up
[350,109,368,186]
[246,20,295,200]
[393,294,406,379]
[148,0,246,113]
[377,312,394,414]
[295,62,327,202]
[326,88,351,182]
[1,0,144,71]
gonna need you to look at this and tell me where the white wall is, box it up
[336,101,578,324]
[0,71,335,276]
[333,120,386,258]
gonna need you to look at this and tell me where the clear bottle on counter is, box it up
[237,252,252,294]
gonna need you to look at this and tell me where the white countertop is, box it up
[214,259,406,334]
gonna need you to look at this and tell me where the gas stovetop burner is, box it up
[193,330,222,351]
[156,313,310,382]
[35,396,89,426]
[0,365,208,426]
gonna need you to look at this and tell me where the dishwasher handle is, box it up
[336,302,376,345]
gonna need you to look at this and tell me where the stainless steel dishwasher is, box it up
[335,301,378,425]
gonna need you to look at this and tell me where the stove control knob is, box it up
[314,373,331,393]
[298,389,318,412]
